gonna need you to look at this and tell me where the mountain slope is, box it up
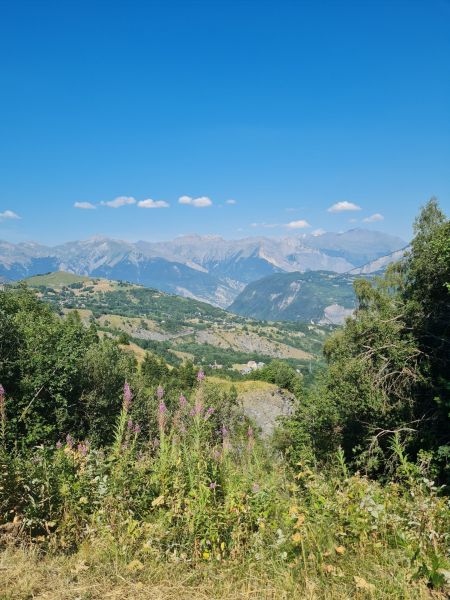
[349,247,407,274]
[303,229,405,266]
[22,271,330,370]
[229,271,358,323]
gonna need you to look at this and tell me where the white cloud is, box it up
[312,228,326,236]
[179,195,213,208]
[328,201,361,213]
[225,199,237,205]
[0,210,21,221]
[100,196,136,208]
[363,213,384,223]
[286,219,311,229]
[137,199,170,209]
[74,201,96,210]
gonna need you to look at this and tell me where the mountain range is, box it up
[0,229,406,307]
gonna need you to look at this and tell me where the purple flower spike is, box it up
[204,407,215,420]
[123,382,133,410]
[66,433,74,449]
[156,385,164,400]
[77,441,89,457]
[209,482,217,490]
[197,370,205,382]
[133,423,141,435]
[127,418,133,430]
[0,385,5,397]
[179,394,187,408]
[158,400,167,430]
[191,400,203,417]
[56,440,63,449]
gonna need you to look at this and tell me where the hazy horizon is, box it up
[0,225,408,248]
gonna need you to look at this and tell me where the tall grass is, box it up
[1,379,449,598]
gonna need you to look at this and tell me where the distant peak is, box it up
[175,234,224,242]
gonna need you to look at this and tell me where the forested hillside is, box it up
[229,270,358,323]
[1,201,449,598]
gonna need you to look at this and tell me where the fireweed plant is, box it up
[0,376,449,593]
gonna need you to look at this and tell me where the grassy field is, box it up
[1,537,446,600]
[24,271,92,287]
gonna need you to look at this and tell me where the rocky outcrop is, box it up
[239,387,297,436]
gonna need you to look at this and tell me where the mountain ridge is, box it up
[0,230,406,307]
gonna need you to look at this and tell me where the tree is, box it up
[81,339,137,446]
[0,287,98,447]
[401,199,450,476]
[141,352,169,385]
[284,200,449,483]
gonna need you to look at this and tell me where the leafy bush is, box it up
[248,359,302,396]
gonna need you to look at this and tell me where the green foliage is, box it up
[284,200,450,484]
[248,359,302,396]
[80,340,137,446]
[0,287,139,449]
[0,289,98,447]
[402,199,450,468]
[141,352,169,385]
[117,331,131,345]
[175,339,274,369]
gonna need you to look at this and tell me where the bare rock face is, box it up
[239,387,297,436]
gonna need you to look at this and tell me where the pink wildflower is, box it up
[204,407,215,420]
[77,441,90,457]
[158,400,167,430]
[123,382,133,410]
[197,370,205,382]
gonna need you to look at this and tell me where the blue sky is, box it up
[0,0,449,244]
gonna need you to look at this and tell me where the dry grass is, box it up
[206,377,276,393]
[0,547,298,600]
[119,341,148,363]
[0,546,445,600]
